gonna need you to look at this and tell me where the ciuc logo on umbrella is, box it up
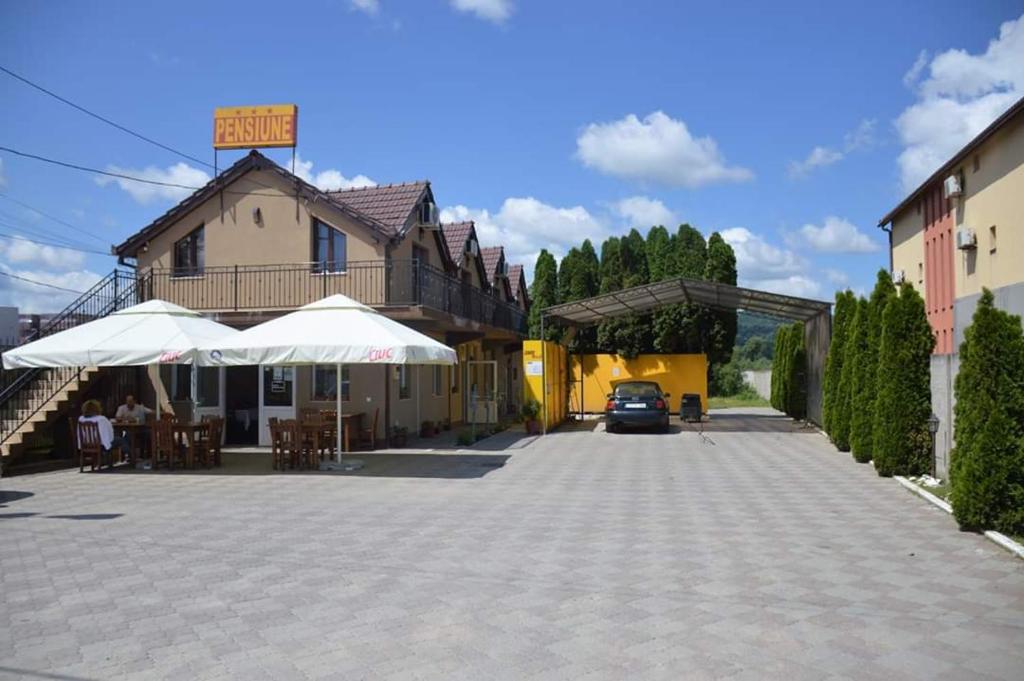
[158,350,184,363]
[367,347,394,362]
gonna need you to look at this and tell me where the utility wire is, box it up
[0,269,85,295]
[0,193,107,242]
[0,211,100,252]
[0,229,110,256]
[0,64,214,170]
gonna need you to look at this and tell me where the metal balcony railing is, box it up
[140,260,528,335]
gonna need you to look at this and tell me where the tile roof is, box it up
[328,181,429,234]
[508,264,525,300]
[480,246,504,283]
[441,221,474,265]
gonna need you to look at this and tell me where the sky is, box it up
[1,0,1022,313]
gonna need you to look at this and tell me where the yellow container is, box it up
[570,353,708,414]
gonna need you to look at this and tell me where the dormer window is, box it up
[312,218,347,274]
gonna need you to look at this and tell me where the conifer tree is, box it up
[831,296,864,450]
[850,270,896,461]
[528,249,559,341]
[872,283,934,477]
[785,322,807,419]
[823,290,855,436]
[704,232,738,367]
[771,325,789,411]
[596,237,623,353]
[614,228,651,358]
[949,289,1024,534]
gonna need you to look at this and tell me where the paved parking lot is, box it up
[2,408,1022,680]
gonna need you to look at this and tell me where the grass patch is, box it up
[707,394,770,409]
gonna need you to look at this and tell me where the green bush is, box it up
[850,270,896,462]
[823,290,855,437]
[456,430,475,447]
[833,298,866,452]
[949,289,1024,534]
[770,325,789,411]
[710,361,746,397]
[785,322,806,419]
[871,283,934,477]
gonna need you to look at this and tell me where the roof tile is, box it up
[441,221,474,265]
[328,181,428,234]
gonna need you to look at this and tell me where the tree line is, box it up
[820,271,1023,536]
[527,225,739,368]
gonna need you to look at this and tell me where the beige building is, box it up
[111,151,529,446]
[879,95,1024,476]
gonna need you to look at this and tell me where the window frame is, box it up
[311,364,350,402]
[398,365,411,400]
[173,224,205,278]
[311,217,348,275]
[431,365,443,397]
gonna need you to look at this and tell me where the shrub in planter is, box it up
[850,270,896,462]
[521,398,542,434]
[871,283,934,477]
[949,289,1024,534]
[456,430,474,447]
[390,426,408,447]
[834,297,866,453]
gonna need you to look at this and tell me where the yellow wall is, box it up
[522,340,567,430]
[891,207,924,295]
[956,113,1024,297]
[570,354,708,414]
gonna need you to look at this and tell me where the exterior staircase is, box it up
[0,270,138,473]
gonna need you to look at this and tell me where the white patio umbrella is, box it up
[196,294,458,469]
[2,299,240,419]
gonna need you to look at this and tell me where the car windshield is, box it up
[614,383,661,400]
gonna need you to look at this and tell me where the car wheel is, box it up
[607,421,617,433]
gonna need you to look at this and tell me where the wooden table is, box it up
[113,421,149,465]
[172,422,210,469]
[302,413,363,456]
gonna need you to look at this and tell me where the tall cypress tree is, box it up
[573,240,600,353]
[771,325,789,411]
[950,289,1024,534]
[645,226,672,283]
[654,225,707,353]
[596,237,623,353]
[786,322,807,419]
[834,297,866,453]
[872,283,934,477]
[615,228,651,358]
[823,290,855,436]
[528,249,559,341]
[850,270,896,461]
[557,248,581,306]
[704,232,738,367]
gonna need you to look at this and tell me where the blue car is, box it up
[605,381,671,433]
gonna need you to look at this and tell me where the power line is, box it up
[0,211,100,252]
[0,64,214,170]
[0,230,110,256]
[0,193,107,242]
[0,270,84,292]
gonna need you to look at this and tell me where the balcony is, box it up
[139,260,527,337]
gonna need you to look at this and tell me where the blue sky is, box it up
[1,0,1022,312]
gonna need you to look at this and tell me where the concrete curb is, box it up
[894,476,1024,561]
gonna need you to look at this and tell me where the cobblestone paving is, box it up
[1,408,1022,680]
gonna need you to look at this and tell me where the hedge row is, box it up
[770,322,806,419]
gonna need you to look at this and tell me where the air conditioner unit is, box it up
[943,174,962,199]
[892,269,905,284]
[418,201,439,229]
[466,240,479,257]
[955,227,977,250]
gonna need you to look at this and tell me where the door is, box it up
[194,366,225,423]
[466,360,498,424]
[259,366,295,446]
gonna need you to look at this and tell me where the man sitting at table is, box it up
[79,399,129,463]
[114,394,152,424]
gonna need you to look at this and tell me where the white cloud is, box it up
[896,14,1024,190]
[291,154,376,191]
[0,236,86,269]
[611,196,677,228]
[903,50,929,88]
[96,162,211,204]
[825,269,850,286]
[788,119,875,178]
[748,275,823,299]
[442,197,607,280]
[792,216,879,254]
[350,0,379,14]
[450,0,513,23]
[720,227,807,281]
[576,111,753,188]
[0,265,104,313]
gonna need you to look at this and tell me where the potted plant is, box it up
[521,399,541,435]
[441,418,452,432]
[456,429,474,447]
[390,425,408,447]
[420,420,435,438]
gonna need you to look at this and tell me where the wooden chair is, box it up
[299,408,321,423]
[200,416,224,467]
[75,419,108,472]
[356,408,379,451]
[192,422,214,469]
[152,419,184,470]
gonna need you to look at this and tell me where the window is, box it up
[173,225,204,276]
[196,367,220,407]
[262,367,294,407]
[990,225,997,253]
[312,218,347,273]
[398,365,410,400]
[312,365,350,402]
[432,365,443,396]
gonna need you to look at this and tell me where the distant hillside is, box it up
[736,311,785,347]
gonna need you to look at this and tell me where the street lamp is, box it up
[927,412,940,479]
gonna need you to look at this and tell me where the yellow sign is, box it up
[213,104,298,149]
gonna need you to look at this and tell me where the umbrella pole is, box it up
[336,363,343,464]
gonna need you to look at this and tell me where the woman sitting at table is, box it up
[79,399,129,462]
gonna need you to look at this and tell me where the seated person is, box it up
[114,394,153,424]
[79,399,129,463]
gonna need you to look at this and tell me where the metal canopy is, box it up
[543,276,831,325]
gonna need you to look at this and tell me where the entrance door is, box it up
[466,360,498,424]
[225,366,259,445]
[259,366,295,446]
